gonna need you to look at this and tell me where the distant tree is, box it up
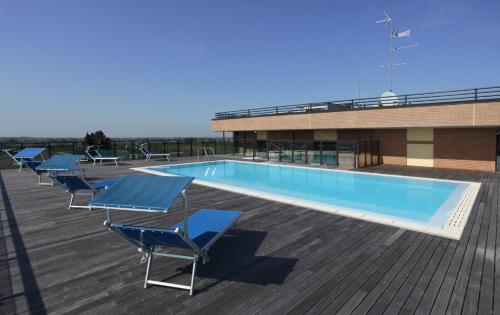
[83,130,111,149]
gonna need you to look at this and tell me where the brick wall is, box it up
[434,128,496,172]
[213,101,500,132]
[372,130,407,166]
[338,129,406,166]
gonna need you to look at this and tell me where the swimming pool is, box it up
[136,160,480,239]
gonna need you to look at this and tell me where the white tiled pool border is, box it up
[132,160,481,240]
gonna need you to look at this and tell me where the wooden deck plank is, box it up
[429,173,488,315]
[0,160,498,314]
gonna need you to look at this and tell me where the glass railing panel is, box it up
[307,142,322,165]
[280,142,293,162]
[338,142,355,167]
[321,142,337,166]
[256,141,268,159]
[293,142,306,164]
[268,142,280,161]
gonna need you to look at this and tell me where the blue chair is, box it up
[52,174,117,210]
[12,147,45,171]
[33,154,85,186]
[90,175,241,295]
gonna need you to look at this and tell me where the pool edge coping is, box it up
[131,160,482,240]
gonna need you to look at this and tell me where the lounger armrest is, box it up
[91,179,117,190]
[172,209,241,254]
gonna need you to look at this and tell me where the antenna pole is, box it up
[358,80,361,100]
[377,13,416,93]
[389,18,394,91]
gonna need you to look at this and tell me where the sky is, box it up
[0,0,499,138]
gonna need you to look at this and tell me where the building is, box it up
[212,86,500,172]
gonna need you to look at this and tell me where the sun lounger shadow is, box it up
[163,229,297,289]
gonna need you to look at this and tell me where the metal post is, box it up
[377,140,381,165]
[131,141,135,159]
[305,142,308,164]
[222,131,226,155]
[279,141,282,162]
[355,143,359,168]
[253,132,257,160]
[189,255,198,295]
[72,142,75,154]
[177,140,181,157]
[213,139,217,155]
[144,254,153,288]
[474,88,478,101]
[190,139,193,156]
[364,142,367,167]
[47,142,52,157]
[320,142,323,165]
[266,140,270,161]
[242,137,245,157]
[162,141,166,154]
[182,190,189,238]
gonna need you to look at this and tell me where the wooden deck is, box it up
[0,158,498,314]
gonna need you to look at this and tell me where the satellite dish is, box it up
[380,90,399,106]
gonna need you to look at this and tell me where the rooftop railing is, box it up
[0,138,233,170]
[213,85,500,119]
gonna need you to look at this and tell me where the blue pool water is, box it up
[148,161,469,227]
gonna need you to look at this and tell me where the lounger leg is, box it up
[190,254,198,295]
[114,159,118,167]
[144,253,153,288]
[68,193,75,211]
[89,192,96,211]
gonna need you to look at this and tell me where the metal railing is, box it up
[214,85,500,119]
[0,138,234,170]
[231,139,380,168]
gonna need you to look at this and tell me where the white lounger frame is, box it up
[2,149,22,169]
[99,190,238,295]
[138,143,171,162]
[51,172,107,210]
[85,146,124,167]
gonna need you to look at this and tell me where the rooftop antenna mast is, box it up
[376,12,417,92]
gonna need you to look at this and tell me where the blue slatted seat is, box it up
[12,147,45,171]
[33,155,85,186]
[91,175,241,295]
[109,209,241,250]
[52,174,117,210]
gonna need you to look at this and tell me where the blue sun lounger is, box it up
[89,175,241,295]
[52,174,117,210]
[34,154,85,186]
[13,147,46,171]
